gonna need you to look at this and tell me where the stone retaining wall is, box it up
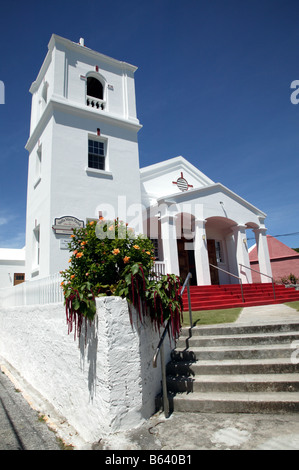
[0,296,171,443]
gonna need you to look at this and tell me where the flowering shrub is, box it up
[280,273,299,285]
[60,218,183,340]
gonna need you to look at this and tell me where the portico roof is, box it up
[156,182,267,218]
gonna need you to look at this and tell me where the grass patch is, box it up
[285,301,299,312]
[182,307,242,327]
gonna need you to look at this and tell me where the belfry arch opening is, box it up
[87,76,103,100]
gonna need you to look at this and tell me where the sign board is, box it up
[60,238,71,250]
[52,216,84,235]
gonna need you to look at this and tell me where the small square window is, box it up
[14,273,25,285]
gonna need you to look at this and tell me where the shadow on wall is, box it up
[79,317,99,402]
[136,312,174,420]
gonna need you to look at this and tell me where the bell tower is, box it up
[25,34,143,279]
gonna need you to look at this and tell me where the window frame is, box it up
[86,135,112,178]
[14,273,25,286]
[215,240,224,264]
[88,139,105,170]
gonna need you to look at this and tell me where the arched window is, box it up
[87,77,103,100]
[86,75,105,110]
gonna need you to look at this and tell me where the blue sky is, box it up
[0,0,299,249]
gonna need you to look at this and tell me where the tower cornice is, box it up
[29,34,138,94]
[25,95,142,153]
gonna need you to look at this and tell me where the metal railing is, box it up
[239,263,276,299]
[209,263,245,302]
[152,272,193,418]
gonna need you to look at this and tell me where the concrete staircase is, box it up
[166,321,299,413]
[182,283,299,311]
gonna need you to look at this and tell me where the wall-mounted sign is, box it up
[52,216,84,235]
[60,238,71,250]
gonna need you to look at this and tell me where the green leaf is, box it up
[131,263,140,275]
[73,298,80,311]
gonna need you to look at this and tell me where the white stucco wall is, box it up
[0,296,171,443]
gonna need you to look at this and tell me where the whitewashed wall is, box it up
[0,296,172,443]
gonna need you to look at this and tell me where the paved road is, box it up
[0,370,62,450]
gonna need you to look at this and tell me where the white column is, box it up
[160,213,180,276]
[193,219,211,285]
[232,224,252,284]
[253,228,273,282]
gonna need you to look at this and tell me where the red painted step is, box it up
[182,283,299,311]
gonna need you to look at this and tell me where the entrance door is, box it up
[207,239,219,285]
[177,238,197,285]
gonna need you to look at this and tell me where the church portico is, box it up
[144,184,272,287]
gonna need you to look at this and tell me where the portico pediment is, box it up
[140,156,214,204]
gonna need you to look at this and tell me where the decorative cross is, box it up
[172,172,193,192]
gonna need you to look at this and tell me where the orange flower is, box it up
[81,241,87,246]
[73,250,78,255]
[60,281,64,287]
[99,216,104,221]
[108,225,114,231]
[146,251,151,255]
[71,274,75,279]
[71,234,75,238]
[133,245,140,250]
[112,248,120,255]
[123,256,130,264]
[89,221,95,225]
[76,252,83,258]
[68,258,72,263]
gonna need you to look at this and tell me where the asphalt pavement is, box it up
[0,368,62,450]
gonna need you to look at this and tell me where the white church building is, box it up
[2,34,272,288]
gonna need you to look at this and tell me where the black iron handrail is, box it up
[152,272,193,418]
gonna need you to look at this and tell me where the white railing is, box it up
[152,261,166,276]
[0,272,63,308]
[86,95,106,110]
[0,264,167,308]
[149,261,166,280]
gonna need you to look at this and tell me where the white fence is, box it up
[0,262,166,308]
[153,261,166,276]
[0,272,63,308]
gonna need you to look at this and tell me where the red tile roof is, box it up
[249,235,299,262]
